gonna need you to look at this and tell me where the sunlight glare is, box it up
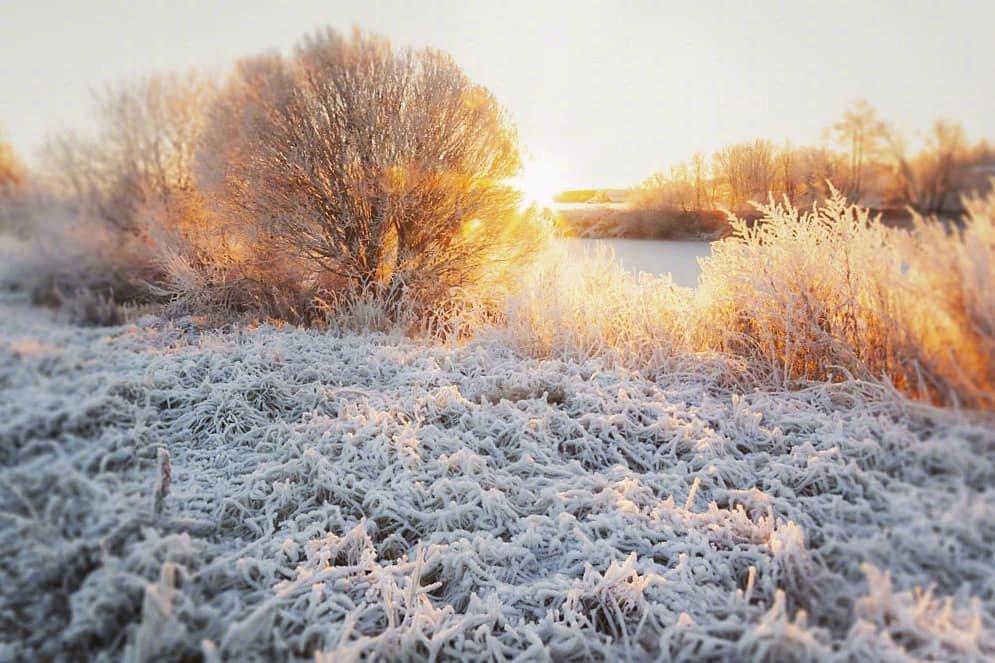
[513,155,568,208]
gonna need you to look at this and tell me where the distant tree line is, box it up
[630,100,995,215]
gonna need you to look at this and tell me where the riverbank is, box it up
[555,203,960,240]
[555,205,734,240]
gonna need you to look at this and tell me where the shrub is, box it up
[0,130,28,235]
[897,189,995,406]
[696,193,909,388]
[507,188,994,409]
[557,206,731,240]
[197,29,545,318]
[11,75,220,309]
[42,73,216,235]
[5,199,162,308]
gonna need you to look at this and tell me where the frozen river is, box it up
[559,238,713,288]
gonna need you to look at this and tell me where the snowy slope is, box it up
[0,296,993,661]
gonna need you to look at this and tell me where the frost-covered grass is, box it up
[1,295,993,661]
[695,191,995,408]
[511,190,995,410]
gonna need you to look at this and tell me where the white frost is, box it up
[0,296,992,660]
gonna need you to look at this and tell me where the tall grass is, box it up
[501,243,691,370]
[899,190,995,406]
[499,188,995,409]
[696,193,925,392]
[696,189,995,408]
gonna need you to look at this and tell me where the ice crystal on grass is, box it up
[0,295,992,660]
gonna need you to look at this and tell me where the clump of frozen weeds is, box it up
[0,295,992,661]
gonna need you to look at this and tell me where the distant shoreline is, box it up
[552,203,961,241]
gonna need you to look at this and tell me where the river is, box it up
[559,238,713,288]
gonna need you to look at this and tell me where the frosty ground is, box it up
[1,294,993,661]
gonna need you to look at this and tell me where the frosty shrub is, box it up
[42,73,217,235]
[3,195,161,315]
[0,130,30,236]
[695,188,995,408]
[696,192,915,389]
[197,29,546,319]
[504,187,995,408]
[7,74,220,313]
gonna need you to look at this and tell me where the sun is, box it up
[512,155,568,208]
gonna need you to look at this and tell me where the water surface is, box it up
[559,238,712,288]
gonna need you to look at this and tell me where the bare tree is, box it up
[713,145,743,209]
[792,146,844,204]
[690,152,710,211]
[885,119,967,214]
[198,29,536,306]
[40,73,216,232]
[628,163,696,211]
[713,139,777,209]
[0,127,23,192]
[747,139,777,200]
[921,120,967,213]
[668,163,694,211]
[778,140,797,204]
[827,99,886,202]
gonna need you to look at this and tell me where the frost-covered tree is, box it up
[0,127,23,192]
[198,28,538,307]
[713,139,777,209]
[886,119,967,214]
[40,73,216,232]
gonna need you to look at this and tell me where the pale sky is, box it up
[1,0,993,191]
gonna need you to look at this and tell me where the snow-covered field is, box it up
[1,295,993,661]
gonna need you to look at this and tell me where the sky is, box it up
[1,0,994,192]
